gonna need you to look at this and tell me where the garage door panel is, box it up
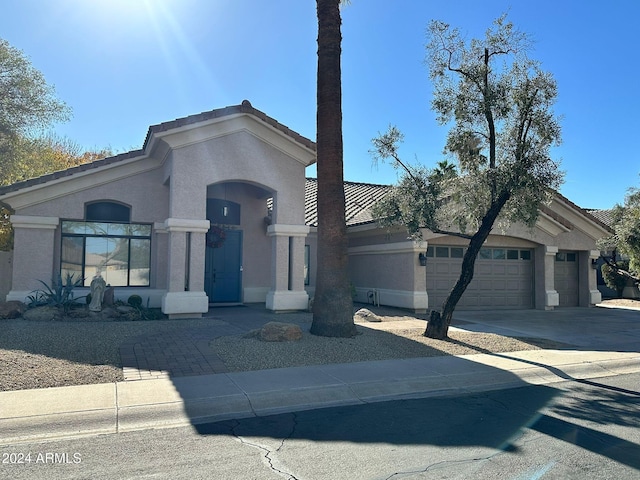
[555,252,579,307]
[435,280,454,290]
[426,247,533,309]
[435,264,452,274]
[477,265,492,275]
[492,265,506,275]
[493,279,506,290]
[505,265,520,275]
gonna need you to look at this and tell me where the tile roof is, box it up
[552,192,613,232]
[0,100,315,198]
[304,178,390,227]
[586,209,615,228]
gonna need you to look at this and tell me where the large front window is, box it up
[61,221,152,287]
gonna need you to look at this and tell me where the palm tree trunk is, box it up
[310,0,356,337]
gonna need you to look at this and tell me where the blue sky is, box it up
[1,0,637,210]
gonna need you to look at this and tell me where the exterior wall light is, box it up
[419,252,427,266]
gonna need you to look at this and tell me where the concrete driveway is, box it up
[452,306,640,352]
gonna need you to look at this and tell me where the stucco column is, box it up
[188,232,206,292]
[536,245,559,310]
[167,230,187,292]
[412,242,428,313]
[6,215,59,302]
[582,250,602,306]
[289,235,307,291]
[161,218,210,318]
[266,224,310,311]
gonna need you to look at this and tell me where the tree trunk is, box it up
[310,0,356,338]
[425,191,511,339]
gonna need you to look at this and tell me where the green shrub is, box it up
[601,261,630,298]
[127,294,143,308]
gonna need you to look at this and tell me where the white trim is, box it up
[154,222,169,234]
[551,196,611,240]
[267,224,310,237]
[348,241,428,256]
[536,212,571,236]
[5,290,31,303]
[545,245,559,255]
[161,291,209,315]
[10,215,59,229]
[589,289,602,305]
[164,218,210,233]
[266,290,309,311]
[545,290,559,307]
[243,286,269,303]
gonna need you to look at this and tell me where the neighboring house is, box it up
[587,208,640,299]
[0,101,611,317]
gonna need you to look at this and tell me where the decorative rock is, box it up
[103,286,115,306]
[100,307,120,319]
[116,305,135,314]
[23,306,63,322]
[66,309,90,319]
[243,329,260,339]
[257,322,303,342]
[0,301,25,319]
[354,308,382,322]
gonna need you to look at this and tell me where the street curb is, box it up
[1,352,639,445]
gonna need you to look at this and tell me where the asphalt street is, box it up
[2,373,638,480]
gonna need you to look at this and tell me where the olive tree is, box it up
[597,183,640,293]
[0,38,72,250]
[371,15,564,339]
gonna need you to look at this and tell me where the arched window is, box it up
[85,201,131,222]
[60,201,151,287]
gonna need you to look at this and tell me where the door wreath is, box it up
[206,226,226,248]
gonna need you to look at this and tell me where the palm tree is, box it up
[310,0,356,337]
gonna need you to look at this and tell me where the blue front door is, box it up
[205,229,242,303]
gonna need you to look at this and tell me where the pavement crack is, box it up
[230,413,300,480]
[383,451,503,479]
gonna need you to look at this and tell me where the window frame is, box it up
[61,215,152,288]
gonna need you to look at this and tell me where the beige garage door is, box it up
[426,246,534,310]
[554,251,579,307]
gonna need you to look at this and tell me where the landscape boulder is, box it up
[354,308,382,322]
[22,306,63,322]
[253,322,303,342]
[0,301,25,319]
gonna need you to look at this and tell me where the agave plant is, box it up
[27,273,85,312]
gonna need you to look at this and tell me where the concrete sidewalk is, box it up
[1,349,638,445]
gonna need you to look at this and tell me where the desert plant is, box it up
[127,294,143,308]
[27,273,85,311]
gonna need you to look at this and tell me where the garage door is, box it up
[554,251,579,307]
[426,246,534,309]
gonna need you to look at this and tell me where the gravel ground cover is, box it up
[210,326,566,373]
[1,299,635,392]
[0,318,223,391]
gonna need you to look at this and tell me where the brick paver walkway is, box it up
[118,305,312,381]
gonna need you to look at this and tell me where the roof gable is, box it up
[0,101,316,206]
